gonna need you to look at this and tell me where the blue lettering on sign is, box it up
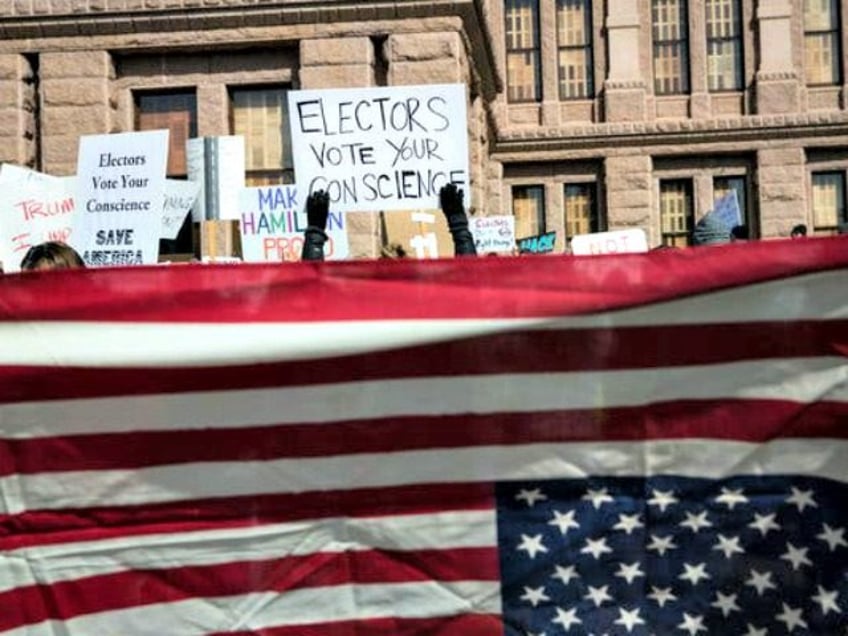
[258,187,299,212]
[518,232,557,254]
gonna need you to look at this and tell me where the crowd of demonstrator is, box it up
[9,186,840,273]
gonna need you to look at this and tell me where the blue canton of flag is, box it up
[498,477,848,635]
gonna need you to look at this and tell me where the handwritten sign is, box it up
[470,215,515,254]
[288,84,469,213]
[570,228,648,256]
[0,167,76,273]
[162,180,200,240]
[72,130,169,267]
[517,231,557,254]
[239,185,349,262]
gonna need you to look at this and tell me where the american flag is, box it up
[0,238,846,635]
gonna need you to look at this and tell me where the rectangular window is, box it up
[231,87,293,186]
[652,0,690,94]
[557,0,593,99]
[706,0,743,91]
[135,91,198,255]
[660,179,693,246]
[805,0,842,85]
[512,185,546,239]
[812,171,846,231]
[564,183,599,240]
[505,0,541,102]
[713,175,747,227]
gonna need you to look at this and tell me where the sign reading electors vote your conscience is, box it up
[288,84,469,213]
[72,130,169,267]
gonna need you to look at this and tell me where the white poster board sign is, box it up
[288,83,469,213]
[470,215,515,254]
[0,168,76,273]
[72,130,169,267]
[239,185,349,262]
[570,228,649,256]
[162,179,200,240]
[187,136,245,221]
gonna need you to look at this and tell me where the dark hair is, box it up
[20,242,85,271]
[790,224,807,237]
[730,225,749,240]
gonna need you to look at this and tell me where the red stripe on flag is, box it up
[1,483,495,550]
[0,548,499,632]
[211,614,505,636]
[4,399,846,476]
[1,320,844,403]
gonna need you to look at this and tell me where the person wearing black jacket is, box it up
[300,184,477,261]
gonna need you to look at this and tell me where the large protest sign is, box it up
[470,215,515,254]
[571,228,649,256]
[72,130,169,267]
[162,180,201,240]
[288,84,469,213]
[0,166,76,272]
[239,185,349,262]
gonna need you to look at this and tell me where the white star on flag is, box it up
[780,542,813,570]
[582,487,614,510]
[646,534,677,556]
[580,536,613,560]
[745,569,777,596]
[613,513,644,535]
[680,511,712,533]
[748,512,781,537]
[548,509,580,535]
[712,534,745,559]
[551,564,580,585]
[816,523,847,551]
[613,607,645,633]
[552,607,582,630]
[811,585,840,615]
[647,586,677,608]
[517,533,548,559]
[711,591,741,617]
[786,487,817,512]
[614,562,645,585]
[584,585,613,608]
[679,562,711,585]
[647,489,678,512]
[678,613,708,636]
[516,488,548,507]
[520,586,550,607]
[715,487,748,510]
[742,624,767,636]
[775,603,808,631]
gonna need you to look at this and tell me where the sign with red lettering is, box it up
[239,185,349,262]
[288,84,469,213]
[0,165,76,273]
[570,228,649,256]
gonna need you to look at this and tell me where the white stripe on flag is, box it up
[2,581,503,636]
[3,357,846,439]
[0,510,496,594]
[3,439,847,516]
[0,270,844,368]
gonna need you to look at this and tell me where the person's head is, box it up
[730,225,749,242]
[790,224,807,239]
[20,242,85,271]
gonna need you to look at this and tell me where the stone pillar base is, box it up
[755,73,801,114]
[603,82,647,122]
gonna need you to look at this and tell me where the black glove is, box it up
[301,190,330,261]
[439,183,477,257]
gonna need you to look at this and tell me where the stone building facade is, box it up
[1,0,847,257]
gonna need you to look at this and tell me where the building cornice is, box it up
[492,110,848,159]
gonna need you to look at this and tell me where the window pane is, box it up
[660,179,693,247]
[512,185,546,238]
[804,0,841,85]
[564,183,597,239]
[557,0,589,46]
[653,0,690,95]
[706,0,742,91]
[805,0,837,31]
[232,87,292,186]
[812,172,846,228]
[558,48,591,98]
[136,92,197,177]
[557,0,593,99]
[506,0,541,102]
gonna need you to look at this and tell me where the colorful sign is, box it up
[470,216,515,254]
[517,231,557,254]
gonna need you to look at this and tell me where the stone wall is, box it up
[0,54,37,168]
